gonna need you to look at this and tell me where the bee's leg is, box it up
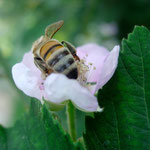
[61,41,80,60]
[34,57,47,72]
[34,57,53,79]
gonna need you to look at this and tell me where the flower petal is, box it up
[77,44,119,94]
[22,51,40,74]
[12,63,44,100]
[44,73,101,112]
[95,45,120,92]
[77,44,109,93]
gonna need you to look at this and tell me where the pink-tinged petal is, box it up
[22,51,33,67]
[22,51,40,74]
[12,63,44,100]
[95,45,120,91]
[77,44,119,94]
[44,73,102,112]
[77,45,108,81]
[77,44,109,92]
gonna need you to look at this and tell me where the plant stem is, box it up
[66,101,76,142]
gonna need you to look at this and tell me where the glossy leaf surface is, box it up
[84,26,150,150]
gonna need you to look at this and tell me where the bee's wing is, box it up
[45,20,64,39]
[62,41,80,61]
[62,41,76,54]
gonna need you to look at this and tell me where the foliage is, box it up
[84,26,150,150]
[0,99,82,150]
[1,0,150,149]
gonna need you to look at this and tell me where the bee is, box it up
[32,20,80,80]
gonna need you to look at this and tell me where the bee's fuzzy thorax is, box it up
[32,36,49,54]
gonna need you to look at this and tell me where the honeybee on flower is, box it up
[32,20,89,85]
[12,20,120,112]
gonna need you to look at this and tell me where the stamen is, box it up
[86,82,97,85]
[76,58,89,86]
[76,54,97,90]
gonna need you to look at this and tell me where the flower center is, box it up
[76,56,97,90]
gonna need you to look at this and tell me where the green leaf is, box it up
[5,99,82,150]
[84,26,150,150]
[0,126,7,150]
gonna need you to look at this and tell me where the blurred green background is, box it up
[0,0,150,136]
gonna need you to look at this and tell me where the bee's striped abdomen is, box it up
[44,44,61,60]
[48,50,69,67]
[40,41,63,61]
[55,58,74,72]
[65,68,78,79]
[48,47,78,79]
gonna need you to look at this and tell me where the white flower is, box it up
[12,44,119,112]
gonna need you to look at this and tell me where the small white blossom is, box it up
[12,44,119,112]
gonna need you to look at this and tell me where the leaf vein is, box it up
[121,57,143,88]
[137,31,150,128]
[112,101,121,150]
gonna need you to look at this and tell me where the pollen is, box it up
[76,57,97,90]
[88,62,93,66]
[76,58,89,86]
